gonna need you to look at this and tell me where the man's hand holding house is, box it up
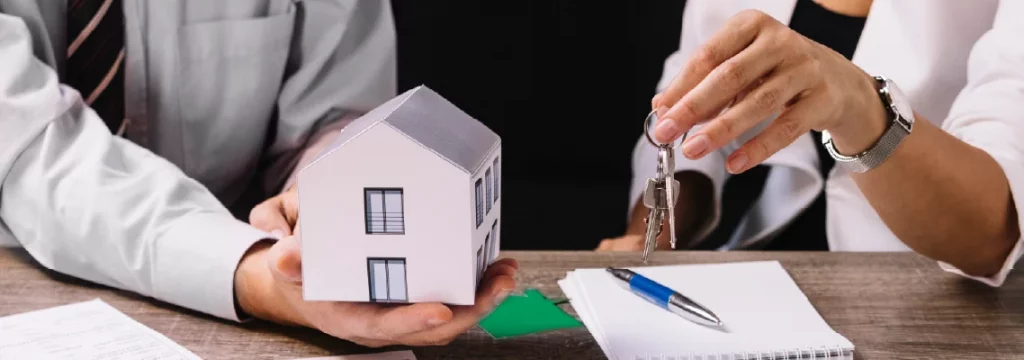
[238,86,518,347]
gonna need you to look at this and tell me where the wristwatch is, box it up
[821,75,915,173]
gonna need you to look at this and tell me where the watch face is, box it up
[886,79,915,124]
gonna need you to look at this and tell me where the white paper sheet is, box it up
[292,350,417,360]
[0,299,201,360]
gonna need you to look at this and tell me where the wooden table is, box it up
[2,248,1023,359]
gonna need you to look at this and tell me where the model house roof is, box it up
[322,85,500,174]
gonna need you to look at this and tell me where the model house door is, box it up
[483,234,492,268]
[490,220,499,262]
[476,246,484,284]
[368,258,407,302]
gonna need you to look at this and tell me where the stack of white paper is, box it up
[0,299,421,360]
[557,261,854,360]
[0,299,201,360]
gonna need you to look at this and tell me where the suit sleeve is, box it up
[0,14,272,321]
[937,0,1024,286]
[261,0,397,193]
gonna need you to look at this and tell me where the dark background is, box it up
[389,1,687,250]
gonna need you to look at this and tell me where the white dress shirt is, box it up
[629,0,1024,286]
[0,0,395,322]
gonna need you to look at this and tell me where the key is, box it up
[641,177,666,263]
[640,108,687,262]
[657,146,681,249]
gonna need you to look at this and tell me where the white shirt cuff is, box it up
[938,236,1023,287]
[152,212,273,321]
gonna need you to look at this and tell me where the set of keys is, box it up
[641,109,684,263]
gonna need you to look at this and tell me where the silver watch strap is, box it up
[822,121,909,173]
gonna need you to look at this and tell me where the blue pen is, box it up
[607,267,725,328]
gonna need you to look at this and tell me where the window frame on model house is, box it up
[485,168,493,214]
[364,188,406,235]
[493,156,500,202]
[367,257,408,302]
[475,178,484,228]
[475,245,484,285]
[490,219,499,262]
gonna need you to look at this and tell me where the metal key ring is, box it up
[643,109,686,149]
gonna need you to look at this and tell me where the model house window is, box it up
[364,188,405,234]
[474,179,483,228]
[493,157,500,201]
[490,220,499,262]
[484,232,492,269]
[368,258,407,302]
[485,168,493,214]
[475,245,484,284]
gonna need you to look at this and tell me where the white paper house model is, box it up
[297,85,502,305]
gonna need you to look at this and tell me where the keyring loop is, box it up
[643,109,686,149]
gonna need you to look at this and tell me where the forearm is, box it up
[1,15,269,321]
[834,115,1019,277]
[3,105,272,321]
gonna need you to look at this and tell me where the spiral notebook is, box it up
[557,261,854,360]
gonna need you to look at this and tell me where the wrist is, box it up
[234,241,305,326]
[826,74,890,155]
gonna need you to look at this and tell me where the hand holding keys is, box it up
[641,110,684,262]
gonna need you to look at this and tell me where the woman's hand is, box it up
[596,234,648,252]
[652,9,888,174]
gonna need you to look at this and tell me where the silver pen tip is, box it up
[713,322,730,333]
[606,267,628,280]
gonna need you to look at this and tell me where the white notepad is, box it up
[558,261,853,360]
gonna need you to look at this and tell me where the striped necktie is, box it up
[66,0,126,135]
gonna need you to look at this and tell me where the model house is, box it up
[296,86,502,305]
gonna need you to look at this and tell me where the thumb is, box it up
[267,234,302,283]
[280,189,299,228]
[249,196,292,238]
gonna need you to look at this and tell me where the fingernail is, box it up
[656,105,669,119]
[426,317,448,326]
[654,118,681,143]
[727,153,748,173]
[682,134,709,158]
[271,229,285,239]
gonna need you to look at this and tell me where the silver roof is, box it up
[324,85,500,174]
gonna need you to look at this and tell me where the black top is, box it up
[390,2,687,249]
[698,0,867,250]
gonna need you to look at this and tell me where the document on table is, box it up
[0,299,200,360]
[292,350,417,360]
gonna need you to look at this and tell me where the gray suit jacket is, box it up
[0,0,395,321]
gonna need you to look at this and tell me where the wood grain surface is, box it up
[2,248,1023,359]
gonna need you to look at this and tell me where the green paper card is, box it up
[477,289,583,339]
